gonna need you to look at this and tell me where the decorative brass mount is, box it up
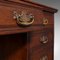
[13,11,34,26]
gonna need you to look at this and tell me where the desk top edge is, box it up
[0,0,58,13]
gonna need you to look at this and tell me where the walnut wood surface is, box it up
[0,0,55,35]
[0,0,57,60]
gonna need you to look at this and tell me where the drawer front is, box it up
[28,45,53,60]
[29,29,53,48]
[0,2,43,27]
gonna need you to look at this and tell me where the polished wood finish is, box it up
[0,0,57,60]
[29,28,53,48]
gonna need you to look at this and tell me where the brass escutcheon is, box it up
[43,18,48,25]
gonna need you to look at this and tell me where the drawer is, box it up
[29,29,53,48]
[0,2,46,35]
[0,1,54,35]
[28,45,53,60]
[0,2,43,27]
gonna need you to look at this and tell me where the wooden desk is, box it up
[0,0,57,60]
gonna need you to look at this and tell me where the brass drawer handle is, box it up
[43,18,48,25]
[40,36,48,44]
[40,56,48,60]
[13,11,34,26]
